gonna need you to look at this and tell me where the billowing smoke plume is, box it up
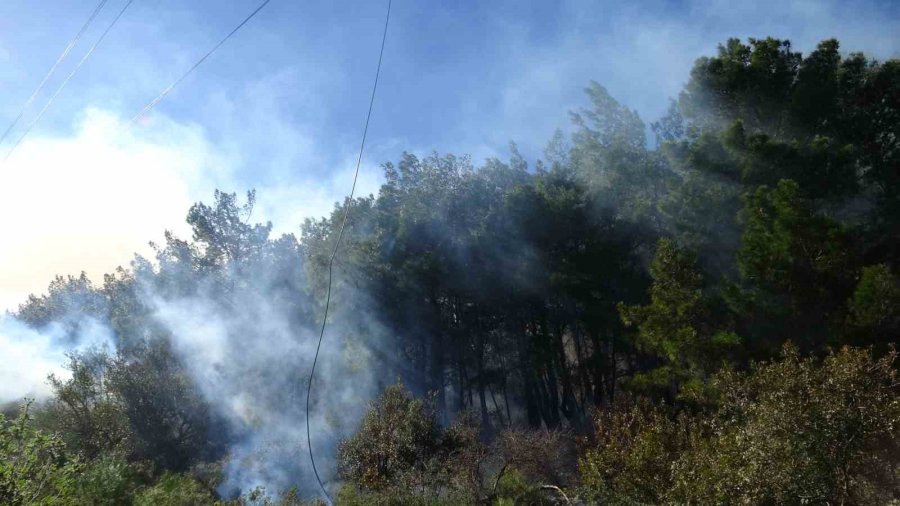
[4,190,395,499]
[0,314,114,404]
[145,259,384,495]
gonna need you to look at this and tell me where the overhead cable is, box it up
[0,0,109,146]
[5,0,137,162]
[305,0,392,503]
[128,0,273,126]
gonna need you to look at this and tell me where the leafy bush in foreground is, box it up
[579,345,900,505]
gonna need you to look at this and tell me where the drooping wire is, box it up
[305,0,392,502]
[4,0,136,162]
[128,0,273,126]
[0,0,109,146]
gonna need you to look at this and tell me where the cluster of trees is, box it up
[2,36,900,504]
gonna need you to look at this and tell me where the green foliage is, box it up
[579,346,900,505]
[738,180,848,289]
[734,179,852,348]
[3,35,900,505]
[134,472,216,506]
[38,344,212,473]
[0,404,79,505]
[490,468,546,506]
[722,120,859,199]
[571,82,672,227]
[42,351,132,460]
[848,264,900,343]
[574,81,647,151]
[670,345,900,504]
[337,386,576,505]
[681,37,801,133]
[619,239,737,396]
[579,400,691,505]
[230,485,327,505]
[15,273,108,331]
[107,339,214,471]
[337,383,443,491]
[335,484,470,506]
[664,36,898,280]
[493,429,576,492]
[64,453,143,505]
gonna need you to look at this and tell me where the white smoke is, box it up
[0,314,114,404]
[143,256,385,497]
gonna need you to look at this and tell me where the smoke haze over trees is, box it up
[2,36,900,504]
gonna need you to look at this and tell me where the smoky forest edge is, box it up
[3,37,900,505]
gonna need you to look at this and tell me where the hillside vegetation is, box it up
[3,37,900,505]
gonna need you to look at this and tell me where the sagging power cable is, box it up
[0,0,109,146]
[5,0,136,162]
[305,0,392,502]
[128,0,273,126]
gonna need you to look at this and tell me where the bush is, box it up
[578,345,900,505]
[338,384,582,505]
[134,472,216,506]
[42,351,133,460]
[669,344,900,505]
[337,384,487,504]
[491,468,550,506]
[0,403,80,505]
[337,383,442,491]
[579,400,691,505]
[66,453,143,505]
[496,429,577,490]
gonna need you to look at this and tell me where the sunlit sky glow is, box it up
[1,0,898,310]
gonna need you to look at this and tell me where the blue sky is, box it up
[1,0,899,308]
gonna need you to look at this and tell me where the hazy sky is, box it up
[1,0,898,310]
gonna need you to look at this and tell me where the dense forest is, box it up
[3,36,900,505]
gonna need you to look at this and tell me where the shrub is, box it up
[134,472,216,506]
[337,383,442,491]
[337,384,485,504]
[579,400,691,505]
[66,453,143,505]
[0,403,80,505]
[578,345,900,505]
[669,344,900,505]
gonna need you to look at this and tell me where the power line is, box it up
[0,0,109,146]
[305,0,392,503]
[128,0,273,126]
[4,0,136,162]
